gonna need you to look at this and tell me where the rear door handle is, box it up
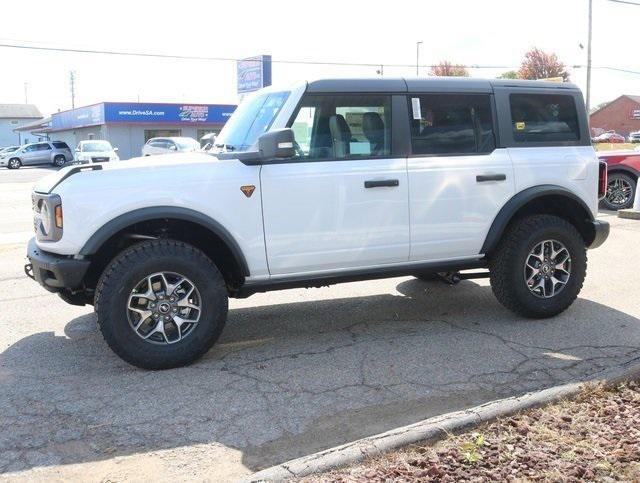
[476,174,506,183]
[364,179,399,188]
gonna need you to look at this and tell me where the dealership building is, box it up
[19,102,237,160]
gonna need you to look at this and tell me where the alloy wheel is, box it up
[523,239,571,298]
[127,271,202,345]
[606,177,633,207]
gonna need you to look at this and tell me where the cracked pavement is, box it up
[1,169,639,481]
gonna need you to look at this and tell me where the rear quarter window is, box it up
[52,142,70,149]
[510,94,579,143]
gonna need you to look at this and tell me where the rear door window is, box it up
[409,94,495,155]
[509,94,579,142]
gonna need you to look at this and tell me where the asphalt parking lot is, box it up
[1,167,640,481]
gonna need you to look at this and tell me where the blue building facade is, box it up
[49,102,236,160]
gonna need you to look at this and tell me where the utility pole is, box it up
[24,82,29,104]
[586,0,593,114]
[69,70,76,109]
[416,41,423,77]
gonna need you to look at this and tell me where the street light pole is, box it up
[586,0,593,114]
[416,41,423,77]
[24,82,29,104]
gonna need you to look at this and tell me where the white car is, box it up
[141,137,200,156]
[0,145,21,156]
[74,140,119,164]
[26,78,609,370]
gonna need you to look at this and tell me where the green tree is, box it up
[498,70,519,79]
[430,61,469,77]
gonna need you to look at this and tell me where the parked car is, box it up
[0,145,21,156]
[199,132,217,150]
[25,77,609,369]
[141,137,200,156]
[598,150,640,210]
[74,140,119,164]
[629,130,640,143]
[0,141,72,169]
[592,131,625,143]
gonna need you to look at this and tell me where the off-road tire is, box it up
[52,155,66,167]
[95,239,228,369]
[8,158,21,169]
[489,215,586,318]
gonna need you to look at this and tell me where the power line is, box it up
[0,40,638,76]
[0,41,516,70]
[606,0,640,5]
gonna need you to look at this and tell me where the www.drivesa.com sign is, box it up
[51,102,237,130]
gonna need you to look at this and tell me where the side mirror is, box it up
[169,145,177,151]
[258,128,295,160]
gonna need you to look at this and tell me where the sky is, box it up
[1,0,639,116]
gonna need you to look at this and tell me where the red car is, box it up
[593,131,626,143]
[598,150,639,210]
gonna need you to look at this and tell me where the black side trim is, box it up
[79,207,250,276]
[47,164,103,193]
[238,258,486,297]
[481,185,595,254]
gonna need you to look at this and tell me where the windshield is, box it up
[82,141,112,152]
[215,90,290,151]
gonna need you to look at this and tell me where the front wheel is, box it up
[489,215,586,319]
[7,158,21,169]
[95,239,228,369]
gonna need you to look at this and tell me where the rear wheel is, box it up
[53,155,66,167]
[7,158,21,169]
[95,239,228,369]
[602,172,636,211]
[489,215,586,318]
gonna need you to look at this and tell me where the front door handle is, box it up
[364,179,399,188]
[476,174,506,182]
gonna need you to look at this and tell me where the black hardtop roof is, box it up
[306,77,580,94]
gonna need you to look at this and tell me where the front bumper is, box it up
[25,237,90,293]
[588,219,610,249]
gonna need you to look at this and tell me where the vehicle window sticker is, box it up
[411,98,422,120]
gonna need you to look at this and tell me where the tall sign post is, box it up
[236,55,272,101]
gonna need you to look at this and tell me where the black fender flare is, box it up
[480,185,594,255]
[79,206,250,276]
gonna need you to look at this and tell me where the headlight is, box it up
[33,193,63,241]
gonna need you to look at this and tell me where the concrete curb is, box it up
[245,362,640,482]
[618,209,640,220]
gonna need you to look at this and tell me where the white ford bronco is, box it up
[26,78,609,369]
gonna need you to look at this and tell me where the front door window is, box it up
[288,95,392,160]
